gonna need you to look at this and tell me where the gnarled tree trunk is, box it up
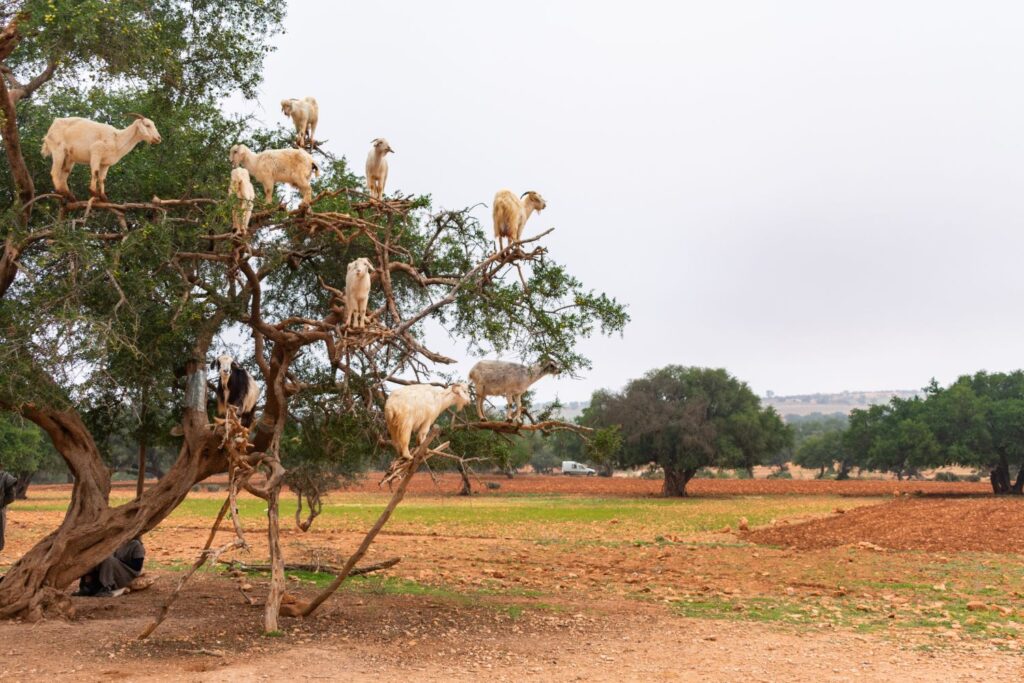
[990,456,1012,495]
[0,370,232,621]
[662,467,697,497]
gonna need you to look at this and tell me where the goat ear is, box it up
[231,361,242,371]
[209,360,217,371]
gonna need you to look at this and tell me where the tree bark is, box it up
[662,467,697,497]
[990,457,1012,495]
[136,390,148,499]
[1011,461,1024,495]
[458,460,472,496]
[0,370,230,620]
[836,459,852,480]
[13,471,32,499]
[135,438,147,499]
[0,58,35,217]
[0,237,19,299]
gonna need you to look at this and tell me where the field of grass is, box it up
[13,490,881,542]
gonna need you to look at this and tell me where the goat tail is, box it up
[40,137,51,158]
[311,159,321,177]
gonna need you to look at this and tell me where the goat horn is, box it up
[520,191,535,198]
[126,112,145,120]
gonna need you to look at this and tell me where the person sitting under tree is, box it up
[73,537,146,598]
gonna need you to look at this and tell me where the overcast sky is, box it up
[230,1,1024,403]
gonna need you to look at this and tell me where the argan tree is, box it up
[587,366,790,496]
[0,1,626,628]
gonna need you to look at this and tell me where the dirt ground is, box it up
[745,496,1024,552]
[1,476,1022,682]
[98,472,994,498]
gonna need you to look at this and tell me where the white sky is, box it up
[229,1,1024,403]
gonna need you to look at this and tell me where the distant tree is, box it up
[529,448,561,474]
[0,413,58,498]
[585,425,622,477]
[587,366,790,496]
[794,430,844,478]
[841,372,1024,493]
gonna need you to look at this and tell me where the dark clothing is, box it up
[77,539,145,596]
[0,470,16,553]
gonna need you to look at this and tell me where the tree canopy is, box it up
[586,366,791,496]
[0,1,627,627]
[844,372,1024,493]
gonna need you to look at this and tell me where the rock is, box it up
[128,576,155,592]
[966,601,987,612]
[833,507,845,514]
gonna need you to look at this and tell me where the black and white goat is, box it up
[210,354,260,427]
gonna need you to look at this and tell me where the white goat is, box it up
[385,383,471,460]
[41,113,162,201]
[468,359,560,421]
[344,257,374,329]
[228,167,255,235]
[228,144,320,205]
[281,97,319,148]
[492,190,546,251]
[365,138,394,200]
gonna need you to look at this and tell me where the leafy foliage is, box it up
[586,366,791,496]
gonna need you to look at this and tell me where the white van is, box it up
[561,461,596,476]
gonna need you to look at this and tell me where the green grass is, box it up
[133,493,879,543]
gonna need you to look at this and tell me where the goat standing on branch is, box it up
[492,190,546,252]
[211,354,261,427]
[385,383,470,461]
[41,113,162,201]
[228,168,255,236]
[281,97,319,148]
[229,144,319,205]
[365,138,393,200]
[469,359,560,422]
[344,257,374,329]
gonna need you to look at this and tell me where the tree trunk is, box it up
[0,238,20,300]
[0,57,35,217]
[146,448,165,480]
[1012,461,1024,495]
[0,369,233,621]
[662,467,697,497]
[13,472,32,500]
[991,457,1012,494]
[136,392,148,499]
[458,461,472,496]
[263,488,285,633]
[136,438,147,499]
[836,459,851,480]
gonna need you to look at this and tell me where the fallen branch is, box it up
[218,557,400,577]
